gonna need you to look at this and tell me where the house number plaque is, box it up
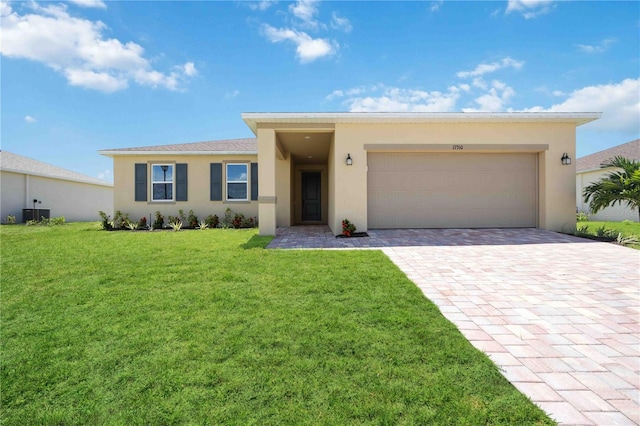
[452,144,464,150]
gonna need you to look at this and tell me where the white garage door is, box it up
[367,152,538,228]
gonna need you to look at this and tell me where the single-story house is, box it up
[99,112,601,236]
[576,139,640,222]
[0,150,114,223]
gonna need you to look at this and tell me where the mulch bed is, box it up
[335,232,369,238]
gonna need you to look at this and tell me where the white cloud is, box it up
[330,84,462,112]
[576,38,616,54]
[24,115,36,123]
[68,0,107,9]
[326,84,383,101]
[327,55,527,113]
[262,24,336,63]
[430,1,444,13]
[326,89,344,100]
[289,0,320,29]
[330,12,352,33]
[506,0,555,19]
[0,3,196,93]
[65,68,129,91]
[457,57,524,78]
[523,78,640,133]
[259,1,349,63]
[182,62,198,77]
[98,169,112,181]
[463,80,516,112]
[247,1,276,11]
[225,89,240,99]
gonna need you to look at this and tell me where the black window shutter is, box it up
[251,163,258,201]
[176,163,188,201]
[210,163,222,201]
[135,163,147,202]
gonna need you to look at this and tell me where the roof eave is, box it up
[241,112,603,135]
[99,150,258,157]
[0,167,113,187]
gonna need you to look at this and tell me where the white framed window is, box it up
[226,163,248,201]
[152,164,174,201]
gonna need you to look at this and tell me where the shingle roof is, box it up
[100,138,257,155]
[0,150,112,187]
[576,139,640,172]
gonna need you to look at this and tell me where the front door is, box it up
[301,172,321,221]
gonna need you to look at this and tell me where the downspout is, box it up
[25,174,30,208]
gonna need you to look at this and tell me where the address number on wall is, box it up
[452,145,464,150]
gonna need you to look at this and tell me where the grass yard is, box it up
[577,220,640,249]
[1,223,553,425]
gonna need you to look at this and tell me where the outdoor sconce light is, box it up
[561,153,571,165]
[346,153,353,166]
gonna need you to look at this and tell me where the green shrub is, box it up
[169,221,183,232]
[178,209,187,223]
[126,221,140,230]
[595,225,618,239]
[221,208,235,228]
[112,211,130,229]
[98,211,112,230]
[49,217,65,226]
[342,218,356,236]
[5,215,16,224]
[153,211,164,229]
[25,217,65,227]
[576,212,589,222]
[187,210,199,228]
[575,225,590,237]
[205,214,219,228]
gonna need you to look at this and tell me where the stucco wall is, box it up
[276,155,292,226]
[1,170,113,223]
[1,171,27,222]
[113,154,259,225]
[330,122,577,233]
[577,168,638,221]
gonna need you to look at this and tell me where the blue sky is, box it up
[2,0,639,181]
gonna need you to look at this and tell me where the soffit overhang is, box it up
[242,112,602,135]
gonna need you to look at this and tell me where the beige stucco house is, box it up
[576,139,639,222]
[100,112,600,236]
[0,150,113,223]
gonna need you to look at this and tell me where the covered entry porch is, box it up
[251,124,335,235]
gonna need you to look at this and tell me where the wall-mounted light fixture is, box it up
[346,154,353,166]
[561,153,571,165]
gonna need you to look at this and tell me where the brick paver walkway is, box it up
[268,226,640,425]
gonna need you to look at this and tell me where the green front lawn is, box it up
[1,223,553,425]
[577,220,640,249]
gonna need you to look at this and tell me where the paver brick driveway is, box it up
[269,227,640,425]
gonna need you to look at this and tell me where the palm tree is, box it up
[583,156,640,221]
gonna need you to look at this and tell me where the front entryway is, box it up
[301,171,321,221]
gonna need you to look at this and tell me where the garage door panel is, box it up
[367,153,537,228]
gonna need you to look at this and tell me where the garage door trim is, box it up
[364,143,549,152]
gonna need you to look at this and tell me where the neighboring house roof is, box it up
[99,138,257,156]
[242,112,602,134]
[0,150,112,187]
[576,139,640,172]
